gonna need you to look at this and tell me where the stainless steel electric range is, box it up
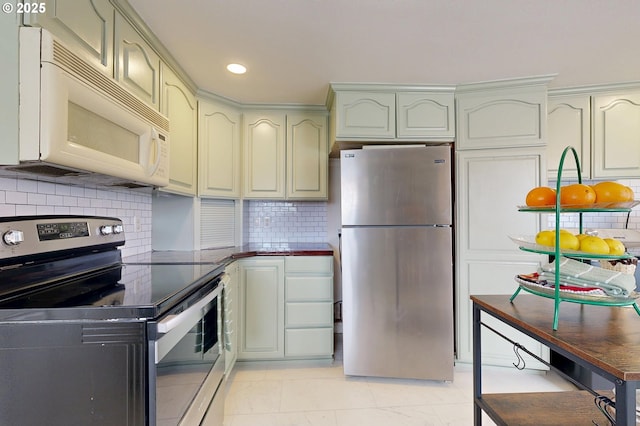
[0,215,226,426]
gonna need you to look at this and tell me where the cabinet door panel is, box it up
[286,302,333,327]
[25,0,113,75]
[286,277,333,301]
[238,259,284,359]
[115,13,160,109]
[335,92,395,138]
[198,100,241,198]
[456,148,546,368]
[456,78,551,150]
[286,113,328,199]
[547,95,590,180]
[593,93,640,178]
[161,64,196,195]
[285,328,333,357]
[397,92,455,139]
[243,113,285,198]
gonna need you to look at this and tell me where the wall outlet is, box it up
[133,215,142,232]
[263,217,270,227]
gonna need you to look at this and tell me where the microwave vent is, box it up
[8,164,87,177]
[51,40,169,133]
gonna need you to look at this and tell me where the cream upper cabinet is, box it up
[286,112,328,199]
[396,92,455,139]
[334,91,396,139]
[114,12,160,110]
[592,91,640,179]
[160,63,197,195]
[24,0,114,76]
[243,112,286,199]
[456,76,554,150]
[198,98,241,198]
[330,85,455,142]
[243,110,328,200]
[547,95,591,180]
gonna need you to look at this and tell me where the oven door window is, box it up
[156,297,220,424]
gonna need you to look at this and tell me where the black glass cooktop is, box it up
[0,261,223,321]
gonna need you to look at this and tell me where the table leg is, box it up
[615,379,636,425]
[473,303,482,425]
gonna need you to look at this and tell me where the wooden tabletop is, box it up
[471,294,640,381]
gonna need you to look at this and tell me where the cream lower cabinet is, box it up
[456,147,548,368]
[198,97,241,198]
[237,256,334,361]
[237,257,285,360]
[284,256,333,358]
[224,262,239,375]
[160,63,197,195]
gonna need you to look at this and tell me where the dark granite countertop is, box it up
[122,243,333,266]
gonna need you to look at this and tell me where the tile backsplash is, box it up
[550,179,640,231]
[0,176,152,257]
[243,200,328,243]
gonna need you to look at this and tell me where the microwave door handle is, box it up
[147,128,162,176]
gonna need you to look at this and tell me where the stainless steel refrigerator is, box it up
[340,145,454,381]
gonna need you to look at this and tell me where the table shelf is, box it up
[478,391,614,426]
[472,294,640,425]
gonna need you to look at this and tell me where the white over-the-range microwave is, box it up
[5,27,170,188]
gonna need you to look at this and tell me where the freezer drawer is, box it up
[341,226,454,380]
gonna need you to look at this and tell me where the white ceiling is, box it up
[127,0,640,106]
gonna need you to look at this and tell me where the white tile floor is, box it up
[223,335,575,426]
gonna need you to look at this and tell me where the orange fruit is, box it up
[591,181,635,203]
[525,186,556,207]
[560,183,596,206]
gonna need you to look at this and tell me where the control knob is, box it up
[3,230,25,246]
[99,225,114,236]
[113,224,124,234]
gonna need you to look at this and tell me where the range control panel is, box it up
[0,216,125,260]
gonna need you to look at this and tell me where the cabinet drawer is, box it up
[286,302,333,327]
[285,328,333,357]
[286,276,332,301]
[285,256,332,274]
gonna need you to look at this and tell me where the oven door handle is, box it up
[156,284,222,334]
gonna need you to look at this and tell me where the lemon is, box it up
[535,230,555,247]
[604,238,626,256]
[576,234,590,241]
[534,230,579,250]
[579,236,610,254]
[558,232,580,250]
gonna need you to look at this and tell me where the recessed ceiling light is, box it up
[226,63,247,74]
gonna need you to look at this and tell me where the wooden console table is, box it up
[472,294,640,425]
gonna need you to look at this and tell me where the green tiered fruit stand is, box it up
[510,146,640,330]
